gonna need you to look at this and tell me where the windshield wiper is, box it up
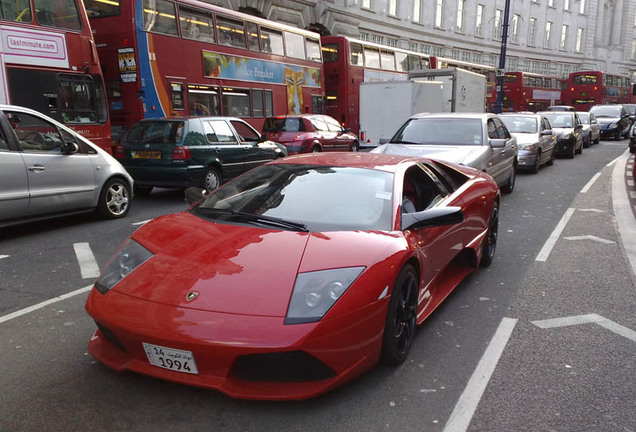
[192,207,308,232]
[390,140,421,144]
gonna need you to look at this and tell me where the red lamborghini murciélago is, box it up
[85,152,500,400]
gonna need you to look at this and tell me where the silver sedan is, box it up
[0,105,133,228]
[499,113,557,173]
[577,111,601,146]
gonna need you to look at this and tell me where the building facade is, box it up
[209,0,636,80]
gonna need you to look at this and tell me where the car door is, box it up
[323,116,350,151]
[0,118,29,222]
[309,116,332,151]
[202,119,246,181]
[7,110,95,217]
[494,117,516,180]
[540,117,556,159]
[230,119,276,172]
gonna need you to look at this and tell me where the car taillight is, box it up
[293,134,309,141]
[113,145,124,159]
[172,146,191,160]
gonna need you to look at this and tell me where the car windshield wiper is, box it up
[192,207,308,232]
[390,140,422,144]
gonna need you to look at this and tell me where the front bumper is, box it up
[516,149,539,168]
[85,287,386,400]
[555,137,575,155]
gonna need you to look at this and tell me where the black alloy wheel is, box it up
[480,200,499,267]
[381,264,418,366]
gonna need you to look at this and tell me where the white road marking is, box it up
[578,209,605,213]
[563,235,615,244]
[607,158,619,167]
[535,208,575,262]
[630,191,636,199]
[0,285,92,325]
[580,173,601,193]
[73,243,100,279]
[132,219,152,226]
[0,255,9,260]
[531,314,636,343]
[442,317,518,432]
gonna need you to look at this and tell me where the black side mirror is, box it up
[64,141,79,154]
[402,206,463,231]
[258,134,267,143]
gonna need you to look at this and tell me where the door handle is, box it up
[28,165,46,172]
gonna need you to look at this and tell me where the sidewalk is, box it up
[613,150,636,276]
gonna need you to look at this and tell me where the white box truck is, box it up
[358,67,487,147]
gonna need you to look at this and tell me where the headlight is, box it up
[519,143,537,151]
[285,267,365,324]
[560,131,573,139]
[609,123,618,129]
[95,239,153,294]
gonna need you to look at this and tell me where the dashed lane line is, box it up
[0,285,92,325]
[535,208,575,262]
[73,242,100,279]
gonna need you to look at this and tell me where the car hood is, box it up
[372,143,485,165]
[594,117,620,125]
[112,212,398,316]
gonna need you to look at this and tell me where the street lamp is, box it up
[493,0,511,114]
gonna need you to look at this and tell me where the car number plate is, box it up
[142,343,199,374]
[133,150,161,159]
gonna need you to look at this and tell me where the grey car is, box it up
[500,113,557,173]
[0,105,133,228]
[539,111,585,158]
[372,113,518,193]
[577,111,601,146]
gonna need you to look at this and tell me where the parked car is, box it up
[262,114,359,154]
[0,105,132,228]
[622,103,636,126]
[372,113,518,193]
[589,104,631,140]
[547,105,576,112]
[115,116,287,195]
[577,111,601,146]
[630,122,636,153]
[85,152,500,400]
[539,111,585,158]
[499,113,557,173]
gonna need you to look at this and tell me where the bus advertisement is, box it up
[321,35,431,135]
[0,0,111,152]
[566,71,631,110]
[498,71,563,112]
[83,0,325,141]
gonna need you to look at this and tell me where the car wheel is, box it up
[351,141,359,152]
[98,177,131,219]
[567,143,575,159]
[311,145,321,153]
[583,136,590,148]
[202,167,222,191]
[594,135,600,144]
[480,200,499,267]
[133,185,153,196]
[380,264,418,366]
[575,139,583,154]
[530,150,541,174]
[501,164,515,194]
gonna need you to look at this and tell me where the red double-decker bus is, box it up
[83,0,324,142]
[429,56,497,108]
[0,0,110,151]
[320,35,431,135]
[565,71,631,110]
[498,71,563,112]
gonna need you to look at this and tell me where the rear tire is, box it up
[480,200,499,267]
[501,164,516,194]
[98,178,131,219]
[351,141,359,152]
[202,167,222,191]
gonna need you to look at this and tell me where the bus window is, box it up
[188,84,220,116]
[306,38,321,62]
[261,27,284,56]
[321,43,338,63]
[58,74,102,123]
[34,0,81,30]
[222,87,251,117]
[179,6,214,43]
[284,31,305,59]
[143,0,177,36]
[84,0,119,18]
[246,22,259,51]
[363,47,380,69]
[252,89,264,118]
[171,82,184,111]
[350,43,363,66]
[216,15,245,48]
[407,54,422,71]
[380,50,395,71]
[1,0,31,22]
[312,95,325,114]
[395,52,408,72]
[264,90,273,117]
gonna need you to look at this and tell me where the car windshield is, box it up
[543,113,573,128]
[624,105,636,115]
[193,164,394,231]
[262,117,306,132]
[125,121,185,144]
[500,116,538,133]
[391,118,483,145]
[590,106,621,118]
[578,113,590,123]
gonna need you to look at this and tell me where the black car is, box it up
[115,117,287,195]
[589,105,632,140]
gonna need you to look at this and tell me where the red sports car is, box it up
[85,152,500,400]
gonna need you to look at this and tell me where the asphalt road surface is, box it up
[1,140,635,432]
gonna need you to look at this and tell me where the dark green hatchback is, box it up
[115,117,287,195]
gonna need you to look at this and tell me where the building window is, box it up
[564,0,570,10]
[362,0,372,9]
[388,0,397,16]
[632,40,636,60]
[434,0,444,28]
[560,24,568,49]
[544,21,552,48]
[575,28,584,52]
[511,14,520,43]
[475,4,484,36]
[494,9,503,40]
[413,0,421,22]
[456,0,465,32]
[548,0,554,7]
[528,17,537,45]
[579,0,586,14]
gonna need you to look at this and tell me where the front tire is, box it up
[530,150,541,174]
[98,178,131,219]
[202,167,222,191]
[480,200,499,267]
[381,264,418,366]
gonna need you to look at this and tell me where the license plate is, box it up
[142,342,199,374]
[133,150,161,159]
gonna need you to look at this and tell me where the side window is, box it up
[310,117,328,132]
[487,120,498,139]
[204,120,237,143]
[230,120,259,142]
[0,121,9,150]
[7,111,64,152]
[323,116,343,132]
[493,118,509,139]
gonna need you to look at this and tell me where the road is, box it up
[1,140,635,432]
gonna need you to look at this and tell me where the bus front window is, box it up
[83,0,120,18]
[34,0,81,30]
[0,0,32,22]
[58,74,102,124]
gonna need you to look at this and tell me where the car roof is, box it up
[409,112,497,120]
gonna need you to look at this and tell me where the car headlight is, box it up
[560,131,573,139]
[285,267,365,324]
[609,123,618,129]
[519,143,537,151]
[95,239,153,294]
